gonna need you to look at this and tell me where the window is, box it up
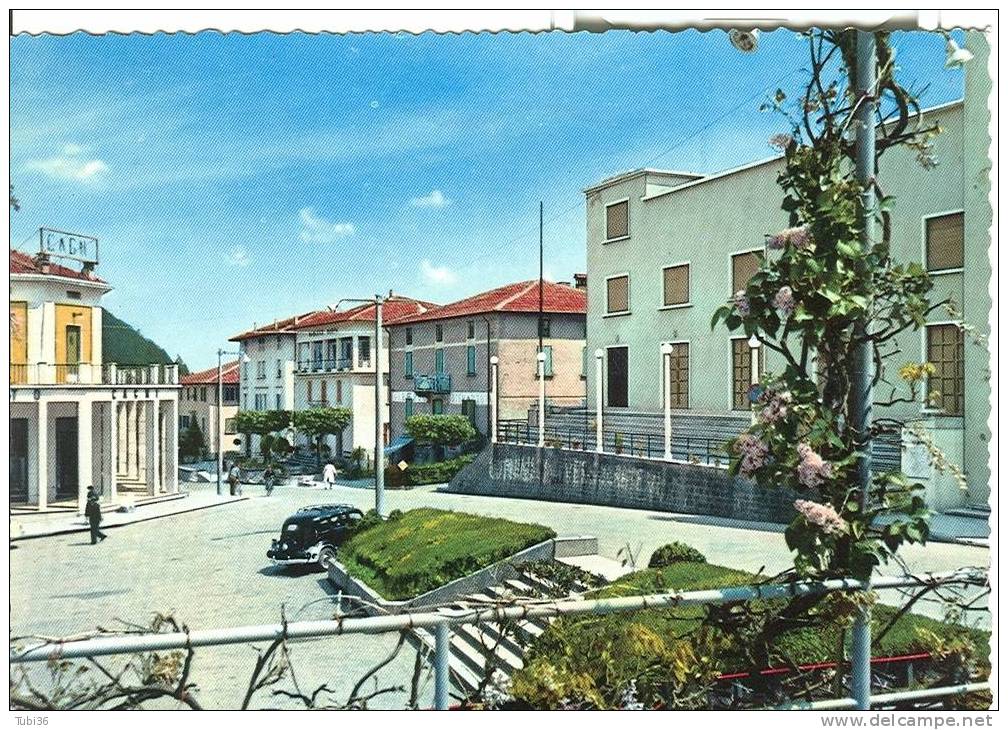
[225,418,236,434]
[276,359,283,378]
[541,345,554,377]
[358,336,371,367]
[257,361,267,380]
[732,338,762,411]
[224,385,239,403]
[466,345,477,376]
[404,351,414,379]
[606,347,629,408]
[435,349,445,375]
[467,320,475,339]
[339,337,353,368]
[665,343,689,409]
[200,386,207,401]
[926,212,964,272]
[405,327,413,346]
[662,264,690,307]
[731,251,761,294]
[321,381,328,404]
[181,415,190,429]
[926,324,964,416]
[276,336,281,350]
[336,380,343,403]
[307,381,313,402]
[581,345,587,379]
[539,317,551,338]
[606,274,630,314]
[244,360,250,379]
[66,290,81,300]
[312,341,324,371]
[405,397,414,419]
[605,199,629,241]
[432,398,444,415]
[297,343,310,371]
[275,393,282,410]
[435,324,443,342]
[243,394,248,409]
[326,340,338,369]
[462,399,477,426]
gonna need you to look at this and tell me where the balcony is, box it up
[9,362,179,387]
[413,373,452,395]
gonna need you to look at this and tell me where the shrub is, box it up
[405,414,476,448]
[647,542,707,568]
[384,454,474,488]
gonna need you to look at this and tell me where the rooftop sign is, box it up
[39,227,99,265]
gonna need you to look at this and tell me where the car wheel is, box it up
[317,546,337,569]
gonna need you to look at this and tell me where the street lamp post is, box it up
[748,335,761,426]
[332,295,386,517]
[217,347,248,497]
[661,342,673,460]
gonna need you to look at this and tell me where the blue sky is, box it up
[10,29,964,368]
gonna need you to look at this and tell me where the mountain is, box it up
[102,310,175,366]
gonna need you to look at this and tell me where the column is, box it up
[116,400,126,477]
[36,399,48,511]
[108,402,118,502]
[136,401,146,483]
[163,398,178,493]
[77,400,93,515]
[124,401,136,480]
[145,400,160,495]
[537,352,546,447]
[594,350,604,454]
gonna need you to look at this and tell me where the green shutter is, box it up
[467,345,476,375]
[404,351,413,378]
[435,349,444,374]
[544,345,554,377]
[405,398,413,419]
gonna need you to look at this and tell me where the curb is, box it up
[10,495,250,542]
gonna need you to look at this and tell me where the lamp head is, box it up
[748,334,761,349]
[489,355,499,365]
[729,29,759,54]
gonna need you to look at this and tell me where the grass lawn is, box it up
[512,559,989,708]
[339,508,556,600]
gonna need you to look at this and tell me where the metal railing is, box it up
[497,422,729,467]
[9,362,179,386]
[414,373,452,394]
[8,570,987,710]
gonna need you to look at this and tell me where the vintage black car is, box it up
[266,504,364,567]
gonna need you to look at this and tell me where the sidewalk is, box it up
[929,511,990,547]
[10,486,248,541]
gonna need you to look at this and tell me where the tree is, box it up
[295,407,351,466]
[174,356,190,378]
[179,418,206,462]
[405,414,476,461]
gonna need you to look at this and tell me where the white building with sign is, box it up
[9,247,180,512]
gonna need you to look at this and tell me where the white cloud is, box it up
[298,207,356,243]
[410,189,451,209]
[228,246,251,267]
[23,144,108,183]
[420,259,457,286]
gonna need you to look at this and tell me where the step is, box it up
[504,578,536,596]
[944,506,991,519]
[409,627,481,695]
[471,617,533,660]
[453,623,525,672]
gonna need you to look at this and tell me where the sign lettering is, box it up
[39,228,99,265]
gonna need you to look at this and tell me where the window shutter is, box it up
[606,200,629,240]
[663,265,689,306]
[732,251,761,294]
[607,275,629,313]
[926,213,964,271]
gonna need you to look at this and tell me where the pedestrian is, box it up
[263,464,276,496]
[322,461,337,490]
[228,461,242,496]
[84,487,107,544]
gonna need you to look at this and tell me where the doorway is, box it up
[65,325,82,382]
[606,346,629,408]
[54,417,79,500]
[10,418,29,503]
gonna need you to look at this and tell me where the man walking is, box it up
[228,461,242,496]
[322,461,337,490]
[85,487,107,544]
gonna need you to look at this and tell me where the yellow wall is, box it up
[10,301,28,384]
[54,303,93,364]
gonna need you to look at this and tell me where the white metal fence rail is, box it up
[10,569,988,710]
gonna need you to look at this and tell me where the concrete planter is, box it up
[327,535,597,615]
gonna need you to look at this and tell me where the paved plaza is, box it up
[9,481,990,709]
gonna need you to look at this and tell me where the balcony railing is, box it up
[413,373,451,394]
[9,362,179,387]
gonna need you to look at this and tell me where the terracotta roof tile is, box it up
[390,280,586,325]
[229,311,317,341]
[181,359,241,385]
[10,249,106,284]
[292,296,438,330]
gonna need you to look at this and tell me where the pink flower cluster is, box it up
[757,387,793,424]
[767,226,812,251]
[794,499,848,537]
[734,433,769,477]
[773,285,795,316]
[733,290,750,316]
[769,133,794,150]
[796,442,834,488]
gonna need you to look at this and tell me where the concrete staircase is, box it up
[407,567,597,699]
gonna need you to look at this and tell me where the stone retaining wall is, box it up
[445,442,799,524]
